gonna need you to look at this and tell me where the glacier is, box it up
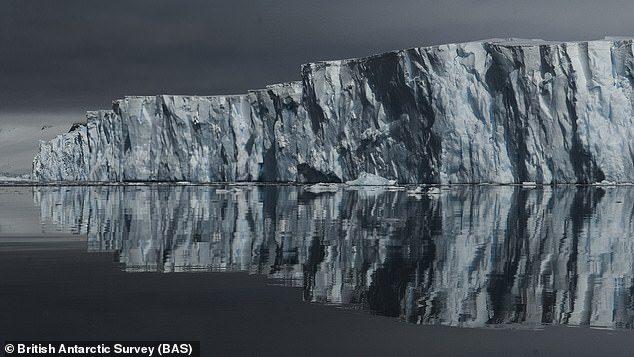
[32,37,634,184]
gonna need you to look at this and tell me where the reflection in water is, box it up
[31,184,634,329]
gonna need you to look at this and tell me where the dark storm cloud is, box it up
[2,0,634,113]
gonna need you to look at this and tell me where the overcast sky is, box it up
[2,0,634,118]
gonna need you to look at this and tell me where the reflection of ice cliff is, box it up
[34,185,634,329]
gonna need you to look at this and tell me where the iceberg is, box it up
[345,172,397,186]
[32,38,634,184]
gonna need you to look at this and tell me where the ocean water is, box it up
[2,184,634,332]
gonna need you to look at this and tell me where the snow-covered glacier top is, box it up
[32,37,634,184]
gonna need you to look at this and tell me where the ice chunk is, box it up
[305,183,340,193]
[345,172,397,186]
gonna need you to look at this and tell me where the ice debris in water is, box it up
[407,186,426,199]
[305,183,340,193]
[215,187,242,195]
[345,172,397,186]
[426,187,442,195]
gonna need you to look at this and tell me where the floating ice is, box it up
[426,187,442,195]
[345,172,397,186]
[305,183,340,193]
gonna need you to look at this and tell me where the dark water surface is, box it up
[2,184,634,355]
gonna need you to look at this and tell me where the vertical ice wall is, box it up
[32,38,634,184]
[32,124,90,181]
[300,39,634,183]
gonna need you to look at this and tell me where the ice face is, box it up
[31,38,634,184]
[32,124,89,181]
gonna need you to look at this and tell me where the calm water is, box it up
[2,184,634,330]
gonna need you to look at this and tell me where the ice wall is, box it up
[32,124,89,181]
[33,38,634,183]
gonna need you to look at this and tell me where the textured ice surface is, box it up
[32,124,89,181]
[32,38,634,184]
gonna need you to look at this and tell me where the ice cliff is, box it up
[32,38,634,183]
